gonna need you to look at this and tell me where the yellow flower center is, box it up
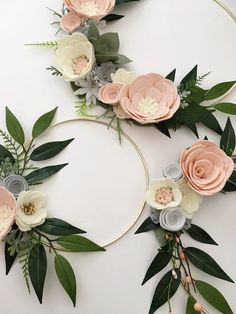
[21,202,36,215]
[79,1,100,15]
[155,187,173,205]
[72,56,89,75]
[137,97,159,115]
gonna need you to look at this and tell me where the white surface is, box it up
[0,0,236,313]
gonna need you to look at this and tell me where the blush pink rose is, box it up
[118,73,180,124]
[180,140,234,195]
[0,187,16,240]
[98,83,122,104]
[60,12,83,32]
[64,0,115,21]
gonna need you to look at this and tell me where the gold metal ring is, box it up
[213,0,236,23]
[41,118,149,249]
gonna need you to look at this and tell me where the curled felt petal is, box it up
[60,12,83,32]
[98,83,122,104]
[159,207,186,232]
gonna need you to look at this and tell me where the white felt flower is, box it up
[16,191,47,231]
[55,33,95,82]
[177,178,203,217]
[159,207,186,232]
[111,68,136,85]
[145,178,182,210]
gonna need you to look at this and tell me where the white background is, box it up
[0,0,236,313]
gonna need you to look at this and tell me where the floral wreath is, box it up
[136,118,236,313]
[24,0,236,312]
[0,107,104,306]
[28,0,236,142]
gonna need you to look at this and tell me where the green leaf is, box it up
[224,171,236,192]
[214,103,236,115]
[196,280,233,314]
[142,251,172,285]
[186,224,218,245]
[96,53,118,64]
[57,235,105,252]
[99,33,120,53]
[0,145,15,164]
[54,254,76,306]
[149,269,181,314]
[185,247,234,283]
[180,65,198,92]
[29,243,47,304]
[102,14,124,22]
[37,218,86,236]
[186,124,199,138]
[186,296,198,314]
[115,54,132,64]
[154,122,171,138]
[166,69,176,82]
[135,217,159,234]
[186,86,207,104]
[25,163,68,184]
[205,81,236,100]
[5,107,25,145]
[5,242,17,275]
[87,21,100,40]
[32,107,58,138]
[201,111,223,135]
[178,103,210,125]
[30,138,74,161]
[220,118,235,156]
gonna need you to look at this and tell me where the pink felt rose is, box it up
[180,140,234,195]
[118,73,180,124]
[60,12,83,32]
[0,187,16,240]
[64,0,115,21]
[98,83,122,104]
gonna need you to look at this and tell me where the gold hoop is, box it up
[40,118,149,249]
[213,0,236,23]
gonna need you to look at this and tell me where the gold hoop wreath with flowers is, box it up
[27,0,236,142]
[136,118,236,314]
[0,107,104,306]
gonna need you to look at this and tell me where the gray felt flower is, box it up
[3,175,29,198]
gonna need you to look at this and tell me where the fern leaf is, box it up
[25,41,58,49]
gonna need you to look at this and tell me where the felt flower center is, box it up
[0,205,13,229]
[79,1,100,15]
[195,166,205,178]
[137,96,159,115]
[155,187,173,205]
[72,56,89,75]
[21,202,36,215]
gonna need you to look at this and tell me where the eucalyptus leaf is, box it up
[142,251,172,285]
[115,54,132,64]
[186,224,218,245]
[32,107,58,138]
[166,69,176,82]
[54,254,76,306]
[0,145,15,164]
[102,14,124,21]
[5,107,25,145]
[57,235,105,252]
[87,21,100,40]
[205,81,236,100]
[135,217,159,234]
[220,118,235,156]
[186,296,197,314]
[185,247,234,283]
[30,138,74,161]
[196,280,233,314]
[99,32,120,53]
[214,103,236,115]
[201,111,222,135]
[149,269,181,314]
[29,243,47,304]
[5,242,17,275]
[96,53,118,64]
[25,163,68,185]
[37,218,86,236]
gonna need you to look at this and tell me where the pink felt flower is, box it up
[0,187,16,240]
[180,140,234,195]
[98,83,122,104]
[60,12,83,32]
[118,73,180,124]
[64,0,115,21]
